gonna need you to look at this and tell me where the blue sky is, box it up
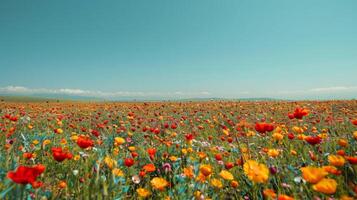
[0,0,357,99]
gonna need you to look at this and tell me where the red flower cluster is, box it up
[255,122,274,134]
[7,164,45,188]
[52,147,72,162]
[124,158,135,167]
[351,119,357,126]
[289,108,309,119]
[305,136,322,145]
[76,135,94,149]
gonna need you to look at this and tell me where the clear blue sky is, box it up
[0,0,356,99]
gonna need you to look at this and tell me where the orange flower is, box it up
[278,195,294,200]
[312,178,337,194]
[200,164,212,177]
[243,160,269,183]
[267,149,280,158]
[219,170,234,181]
[150,177,169,191]
[263,189,277,199]
[142,163,156,173]
[328,155,345,167]
[183,166,194,179]
[300,166,328,183]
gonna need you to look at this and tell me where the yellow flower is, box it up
[73,155,80,161]
[32,140,39,145]
[104,156,117,169]
[210,178,223,188]
[71,134,78,141]
[128,146,136,151]
[243,160,269,183]
[300,166,328,184]
[328,155,345,167]
[200,164,213,177]
[272,132,283,141]
[60,138,67,145]
[42,139,51,146]
[219,170,234,181]
[136,188,151,198]
[183,166,194,179]
[267,149,280,158]
[340,195,354,200]
[151,177,169,191]
[112,168,124,177]
[114,137,125,146]
[56,128,63,134]
[312,178,337,194]
[169,156,177,162]
[181,148,187,155]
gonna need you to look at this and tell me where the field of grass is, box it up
[0,100,357,199]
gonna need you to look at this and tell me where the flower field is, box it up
[0,100,357,199]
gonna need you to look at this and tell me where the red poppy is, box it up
[52,147,72,162]
[288,133,295,140]
[7,164,45,186]
[215,153,222,161]
[255,122,274,134]
[185,134,194,141]
[147,148,156,160]
[351,119,357,126]
[346,156,357,165]
[305,136,322,145]
[292,108,309,119]
[124,158,135,167]
[76,135,94,149]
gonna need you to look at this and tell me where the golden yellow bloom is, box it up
[290,150,297,156]
[340,195,354,200]
[267,149,280,158]
[42,139,51,146]
[32,140,39,145]
[60,138,67,145]
[246,130,256,137]
[104,156,117,169]
[71,134,78,141]
[73,155,80,161]
[197,152,207,159]
[136,188,151,198]
[150,177,169,191]
[183,166,194,179]
[181,148,187,155]
[312,178,337,194]
[328,155,345,167]
[57,128,63,134]
[300,166,328,184]
[112,168,124,177]
[338,139,348,147]
[263,189,277,199]
[169,156,177,162]
[272,132,284,141]
[200,164,213,177]
[128,146,136,151]
[114,137,125,146]
[210,178,223,188]
[292,126,304,134]
[243,160,269,183]
[219,170,234,181]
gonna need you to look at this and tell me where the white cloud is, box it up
[0,85,212,99]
